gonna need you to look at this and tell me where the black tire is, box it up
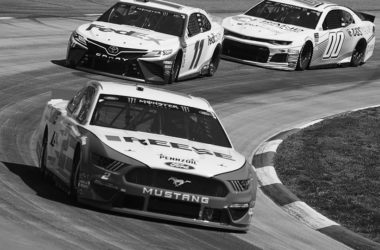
[350,41,366,67]
[207,48,221,77]
[69,149,81,201]
[39,134,48,180]
[168,53,181,84]
[296,43,312,71]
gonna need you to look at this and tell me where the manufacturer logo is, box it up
[165,162,195,170]
[168,177,191,187]
[107,45,119,55]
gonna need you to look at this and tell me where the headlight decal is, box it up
[91,153,128,172]
[72,31,87,46]
[229,179,252,192]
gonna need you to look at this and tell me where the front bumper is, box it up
[66,37,177,84]
[77,161,256,231]
[222,35,301,70]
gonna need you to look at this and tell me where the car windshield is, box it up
[90,94,232,148]
[97,2,186,37]
[245,0,321,29]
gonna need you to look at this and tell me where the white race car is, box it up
[35,81,258,231]
[66,0,224,84]
[222,0,376,70]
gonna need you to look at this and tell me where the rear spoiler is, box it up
[356,11,375,23]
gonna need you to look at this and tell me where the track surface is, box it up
[0,1,379,249]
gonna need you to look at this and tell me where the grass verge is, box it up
[274,107,380,243]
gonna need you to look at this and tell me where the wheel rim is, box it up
[40,139,47,178]
[70,153,81,198]
[353,48,364,64]
[170,56,180,83]
[301,48,311,68]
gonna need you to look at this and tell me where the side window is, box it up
[187,13,212,37]
[200,14,211,32]
[188,13,201,37]
[67,87,86,114]
[322,10,341,30]
[68,86,96,123]
[341,10,354,27]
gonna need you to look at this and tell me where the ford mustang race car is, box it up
[35,81,258,231]
[222,0,376,70]
[66,0,223,84]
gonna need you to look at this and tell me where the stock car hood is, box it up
[223,15,311,41]
[78,21,180,50]
[89,126,246,178]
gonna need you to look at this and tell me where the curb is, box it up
[251,108,380,250]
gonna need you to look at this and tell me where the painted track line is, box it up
[252,106,380,250]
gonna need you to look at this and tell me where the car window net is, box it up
[90,95,232,148]
[98,3,185,37]
[245,0,321,29]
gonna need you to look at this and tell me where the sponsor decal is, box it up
[260,20,304,33]
[78,180,90,189]
[232,16,258,24]
[347,27,363,37]
[292,0,323,7]
[122,136,235,161]
[207,32,222,46]
[168,177,191,187]
[86,24,163,44]
[314,32,319,43]
[95,52,129,62]
[143,187,209,204]
[165,162,195,170]
[101,172,111,180]
[160,154,197,165]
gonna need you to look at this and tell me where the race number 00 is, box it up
[323,31,344,59]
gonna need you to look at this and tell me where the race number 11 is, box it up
[189,40,204,69]
[323,31,344,59]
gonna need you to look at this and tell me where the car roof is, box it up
[264,0,338,11]
[119,0,201,15]
[91,81,213,111]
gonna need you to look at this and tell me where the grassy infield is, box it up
[275,107,380,242]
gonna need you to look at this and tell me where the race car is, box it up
[222,0,376,70]
[35,81,258,231]
[66,0,223,84]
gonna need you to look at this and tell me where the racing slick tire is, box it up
[296,42,313,71]
[350,40,367,67]
[207,47,221,77]
[168,52,181,84]
[39,132,48,180]
[69,147,81,201]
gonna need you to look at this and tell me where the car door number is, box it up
[323,31,345,59]
[189,40,204,69]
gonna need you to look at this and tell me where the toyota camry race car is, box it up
[35,81,258,231]
[222,0,376,70]
[66,0,223,84]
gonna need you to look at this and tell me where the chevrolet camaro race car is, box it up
[66,0,224,84]
[222,0,376,70]
[35,81,258,231]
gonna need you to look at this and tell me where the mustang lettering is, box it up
[142,187,209,204]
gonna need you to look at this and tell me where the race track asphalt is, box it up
[0,1,379,249]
